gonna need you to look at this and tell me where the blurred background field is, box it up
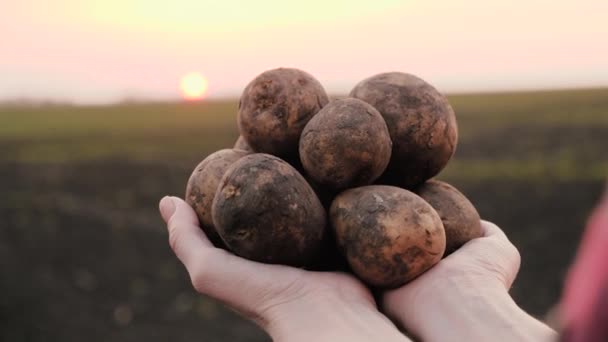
[1,88,607,341]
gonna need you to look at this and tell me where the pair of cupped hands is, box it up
[159,196,556,342]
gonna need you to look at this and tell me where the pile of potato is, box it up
[185,68,482,288]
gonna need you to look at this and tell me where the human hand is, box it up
[159,196,409,342]
[383,220,557,342]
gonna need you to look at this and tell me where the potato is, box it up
[185,149,250,247]
[330,185,445,288]
[233,135,253,152]
[238,68,329,158]
[212,153,326,266]
[299,98,392,190]
[416,180,482,255]
[350,72,458,189]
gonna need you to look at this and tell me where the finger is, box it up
[159,196,176,222]
[455,220,510,253]
[160,195,199,227]
[480,220,508,239]
[162,196,213,269]
[458,220,521,288]
[160,196,306,326]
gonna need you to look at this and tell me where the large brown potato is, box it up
[185,149,250,247]
[416,180,482,255]
[238,68,329,158]
[212,153,326,266]
[299,98,392,190]
[330,185,445,288]
[350,72,458,189]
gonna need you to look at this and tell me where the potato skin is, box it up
[330,185,445,288]
[233,135,254,152]
[416,180,482,255]
[299,98,392,190]
[212,153,326,266]
[350,72,458,189]
[238,68,329,158]
[185,149,250,247]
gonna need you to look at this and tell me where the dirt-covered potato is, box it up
[330,185,445,288]
[212,153,326,266]
[299,98,392,190]
[185,149,250,247]
[350,72,458,189]
[416,180,482,255]
[233,135,253,152]
[238,68,329,158]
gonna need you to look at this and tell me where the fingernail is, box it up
[159,196,176,222]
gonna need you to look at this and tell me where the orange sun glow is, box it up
[180,72,208,100]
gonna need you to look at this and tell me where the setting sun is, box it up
[180,72,208,100]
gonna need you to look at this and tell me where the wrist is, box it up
[389,275,556,341]
[267,293,409,342]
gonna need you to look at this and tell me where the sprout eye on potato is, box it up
[330,185,446,288]
[212,153,326,266]
[416,180,482,255]
[183,67,486,287]
[299,98,392,190]
[238,68,329,158]
[350,72,458,189]
[185,148,250,247]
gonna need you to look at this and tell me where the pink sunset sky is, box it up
[1,0,607,104]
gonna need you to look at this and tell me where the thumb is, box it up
[158,196,306,327]
[454,220,521,289]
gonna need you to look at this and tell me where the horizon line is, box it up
[1,84,607,108]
